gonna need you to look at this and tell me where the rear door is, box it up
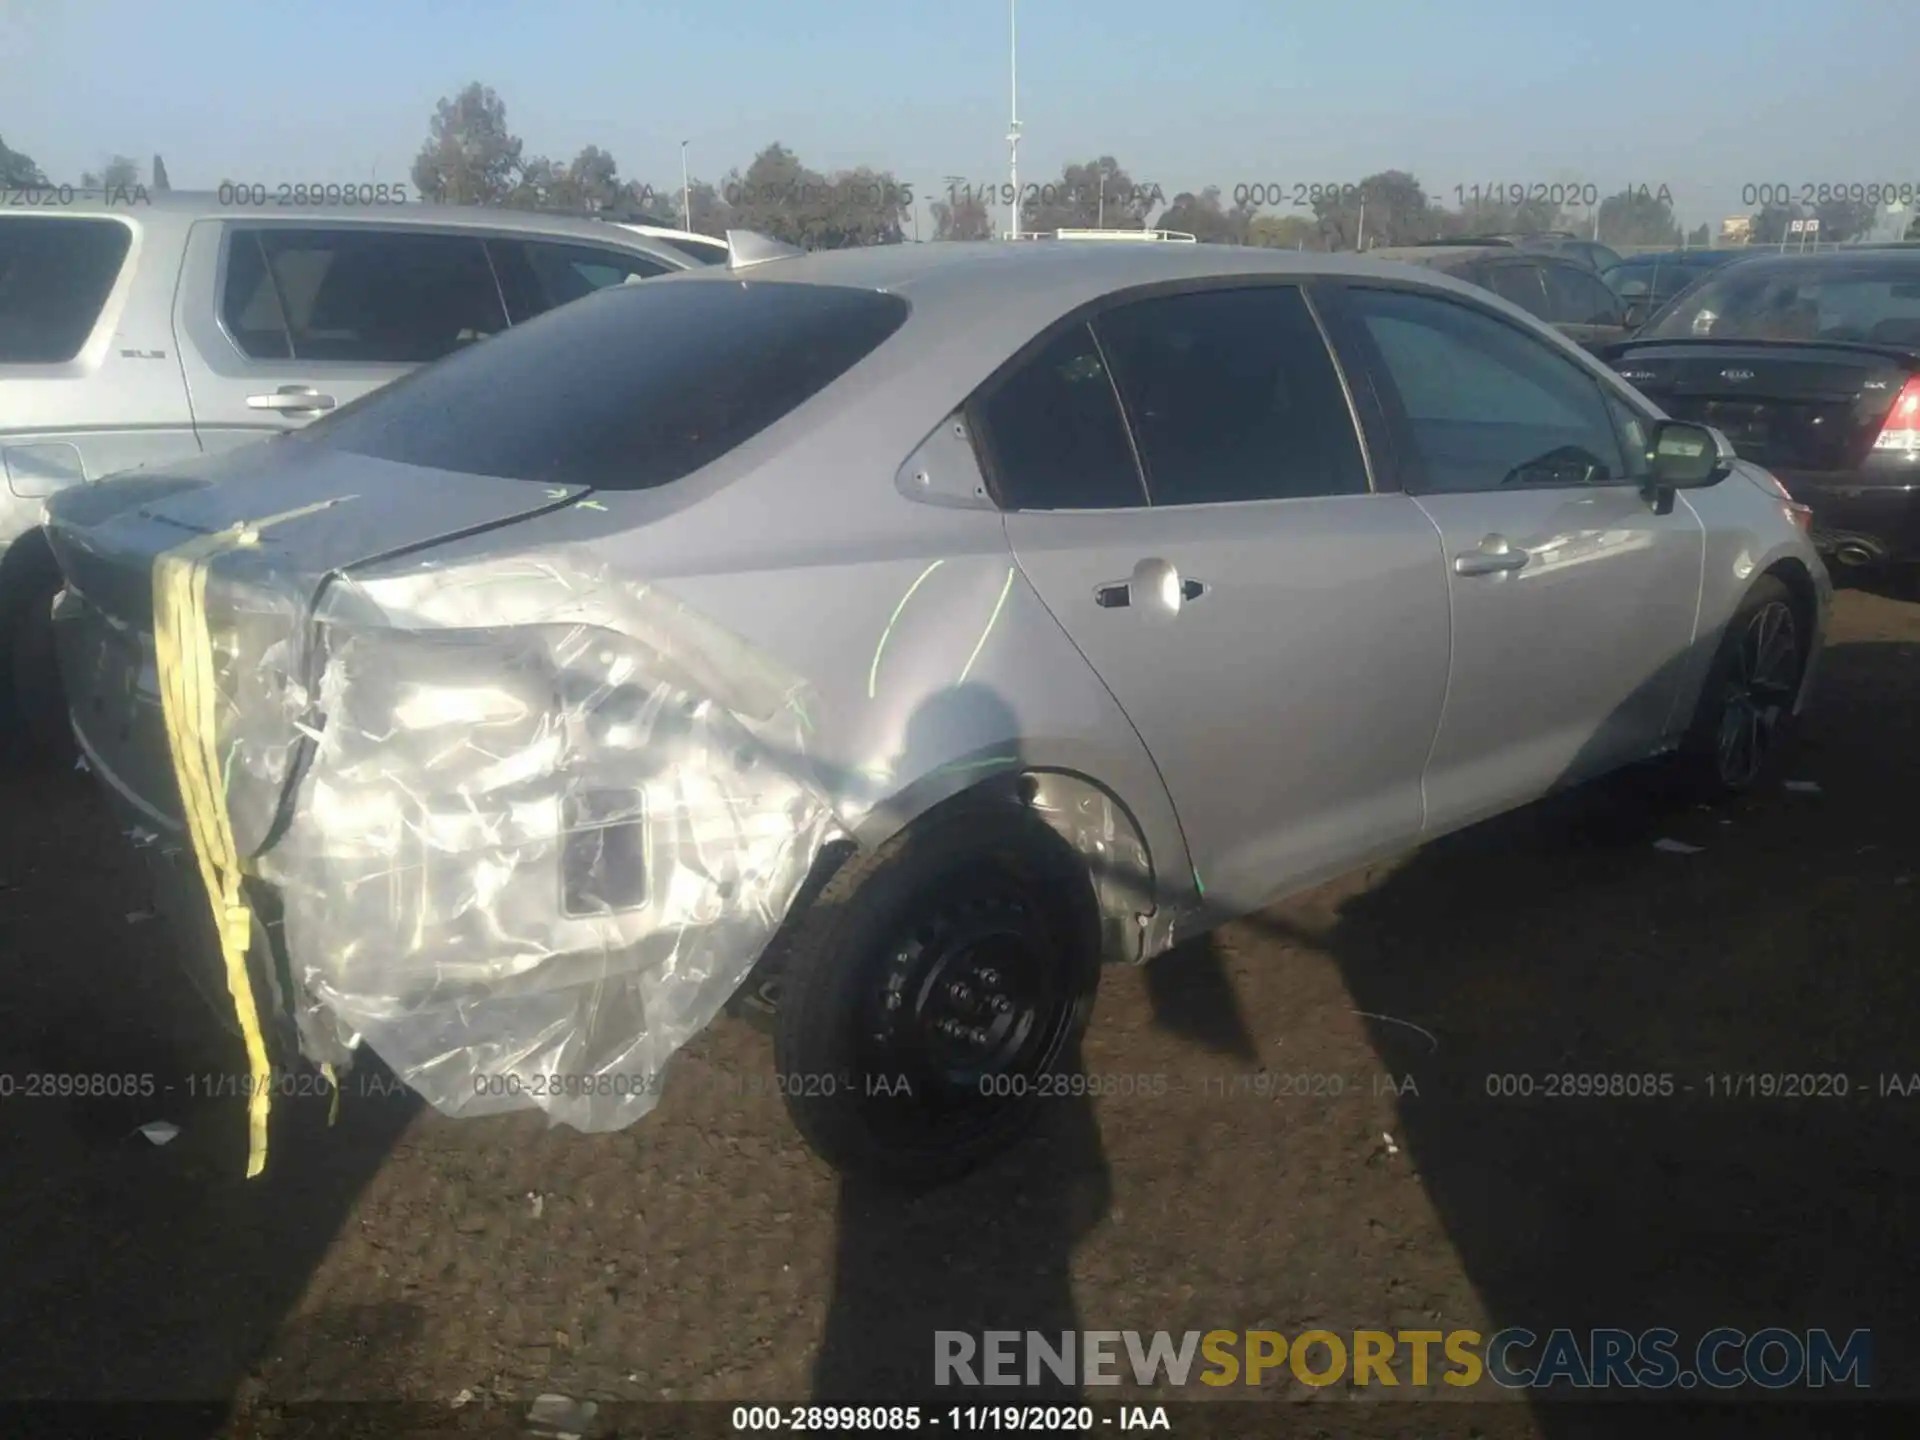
[1542,261,1632,352]
[1,213,200,532]
[990,283,1452,915]
[1323,282,1703,833]
[175,222,511,454]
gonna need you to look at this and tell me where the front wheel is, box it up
[771,801,1101,1186]
[1675,575,1807,797]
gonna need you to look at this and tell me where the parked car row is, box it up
[0,193,722,755]
[19,221,1831,1183]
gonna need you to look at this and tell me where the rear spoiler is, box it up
[1600,335,1920,368]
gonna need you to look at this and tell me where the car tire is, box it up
[0,535,74,767]
[1674,574,1808,798]
[771,796,1102,1186]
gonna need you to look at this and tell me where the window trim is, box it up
[213,221,683,366]
[1324,280,1641,497]
[0,212,139,367]
[1541,258,1625,327]
[962,274,1390,514]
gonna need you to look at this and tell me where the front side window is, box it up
[489,240,672,324]
[225,227,507,363]
[1092,286,1369,504]
[1349,287,1627,494]
[295,279,908,490]
[0,217,133,364]
[972,322,1147,510]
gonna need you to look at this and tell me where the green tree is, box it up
[1749,203,1804,245]
[1315,170,1441,249]
[81,155,142,189]
[720,144,908,249]
[1247,213,1322,249]
[1021,157,1161,232]
[930,190,993,240]
[1686,222,1711,247]
[1446,194,1568,238]
[1598,186,1681,246]
[1812,195,1875,244]
[509,144,630,211]
[151,154,171,192]
[1908,214,1920,241]
[412,83,525,204]
[0,135,46,187]
[1157,186,1256,243]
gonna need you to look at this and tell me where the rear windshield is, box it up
[652,235,730,265]
[1643,260,1920,347]
[295,279,910,488]
[0,217,133,363]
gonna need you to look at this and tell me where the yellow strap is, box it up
[152,500,348,1178]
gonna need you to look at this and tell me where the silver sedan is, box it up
[43,234,1830,1183]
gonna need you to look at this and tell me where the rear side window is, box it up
[222,226,507,363]
[0,217,132,363]
[1485,263,1549,317]
[488,239,671,324]
[1544,264,1622,325]
[972,321,1147,510]
[1093,286,1368,503]
[296,280,908,489]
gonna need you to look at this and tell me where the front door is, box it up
[174,221,508,455]
[978,284,1452,916]
[1331,283,1703,835]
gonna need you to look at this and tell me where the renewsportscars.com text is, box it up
[935,1327,1872,1390]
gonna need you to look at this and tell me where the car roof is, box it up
[653,239,1580,353]
[8,188,700,251]
[1679,246,1920,273]
[1363,244,1513,267]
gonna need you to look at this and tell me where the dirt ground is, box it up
[2,586,1917,1438]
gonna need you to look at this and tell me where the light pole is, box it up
[1007,0,1021,239]
[681,141,692,231]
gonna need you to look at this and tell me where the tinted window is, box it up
[1644,259,1920,345]
[1544,264,1622,325]
[489,240,672,324]
[1351,287,1626,494]
[973,321,1146,510]
[1094,286,1368,504]
[229,228,507,363]
[1485,263,1549,317]
[0,217,133,363]
[297,280,908,490]
[652,235,730,266]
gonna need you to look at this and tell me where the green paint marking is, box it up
[867,559,945,700]
[957,566,1016,685]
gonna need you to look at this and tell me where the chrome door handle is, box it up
[1454,537,1531,576]
[247,386,336,413]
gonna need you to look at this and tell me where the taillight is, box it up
[1874,375,1920,456]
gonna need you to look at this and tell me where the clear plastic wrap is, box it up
[241,544,843,1131]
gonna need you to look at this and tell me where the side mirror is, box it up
[1644,420,1732,511]
[1622,301,1647,328]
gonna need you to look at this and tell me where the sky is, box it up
[4,0,1915,238]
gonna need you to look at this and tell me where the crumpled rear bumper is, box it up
[70,537,846,1134]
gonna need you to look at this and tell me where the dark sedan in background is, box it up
[1604,248,1920,574]
[1603,248,1752,327]
[1413,232,1624,273]
[1367,243,1633,353]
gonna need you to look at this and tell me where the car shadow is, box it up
[804,682,1257,1404]
[1214,627,1919,1427]
[0,757,419,1429]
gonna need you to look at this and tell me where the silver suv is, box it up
[0,193,702,755]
